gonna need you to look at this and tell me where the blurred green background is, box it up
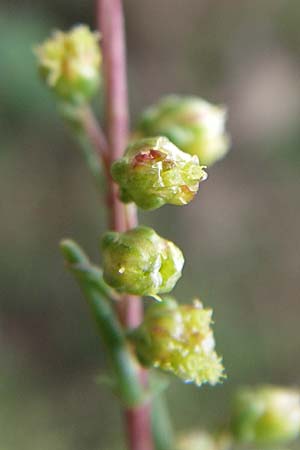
[1,0,300,449]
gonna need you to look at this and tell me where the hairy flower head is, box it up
[130,298,225,386]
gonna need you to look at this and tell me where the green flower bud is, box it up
[136,96,230,166]
[231,385,300,445]
[101,227,184,296]
[111,137,207,211]
[35,25,101,104]
[130,298,225,386]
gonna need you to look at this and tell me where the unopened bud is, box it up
[130,298,224,386]
[111,137,207,210]
[35,25,101,104]
[231,385,300,445]
[101,227,184,296]
[137,96,230,166]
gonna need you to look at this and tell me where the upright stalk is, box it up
[97,0,130,232]
[97,1,153,449]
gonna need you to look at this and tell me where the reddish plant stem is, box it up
[98,0,128,161]
[125,403,154,450]
[97,1,153,450]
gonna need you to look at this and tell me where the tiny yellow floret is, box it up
[131,298,225,386]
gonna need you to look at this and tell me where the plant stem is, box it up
[80,105,110,171]
[97,1,153,450]
[152,395,175,450]
[75,131,104,191]
[97,0,129,232]
[60,239,143,406]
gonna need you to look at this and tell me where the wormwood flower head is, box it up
[35,25,101,104]
[177,430,217,450]
[101,227,184,296]
[231,385,300,445]
[137,95,230,166]
[111,136,207,210]
[130,298,225,386]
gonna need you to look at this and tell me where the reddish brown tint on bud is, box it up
[111,137,207,210]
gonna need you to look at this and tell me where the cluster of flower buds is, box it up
[36,26,228,390]
[231,385,300,445]
[35,25,101,104]
[129,297,224,386]
[101,227,184,296]
[111,137,207,210]
[136,95,230,166]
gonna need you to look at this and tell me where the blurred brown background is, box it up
[1,1,300,449]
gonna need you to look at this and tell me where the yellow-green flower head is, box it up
[177,431,217,450]
[136,96,230,166]
[231,385,300,445]
[101,227,184,296]
[35,25,101,104]
[111,137,207,211]
[130,298,224,386]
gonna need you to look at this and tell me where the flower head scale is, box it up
[35,25,101,104]
[111,136,207,210]
[137,95,230,166]
[130,297,225,386]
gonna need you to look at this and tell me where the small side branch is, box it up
[60,239,144,406]
[80,105,110,171]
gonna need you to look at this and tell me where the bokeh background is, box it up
[1,0,300,449]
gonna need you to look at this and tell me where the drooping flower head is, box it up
[112,136,207,210]
[35,25,101,104]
